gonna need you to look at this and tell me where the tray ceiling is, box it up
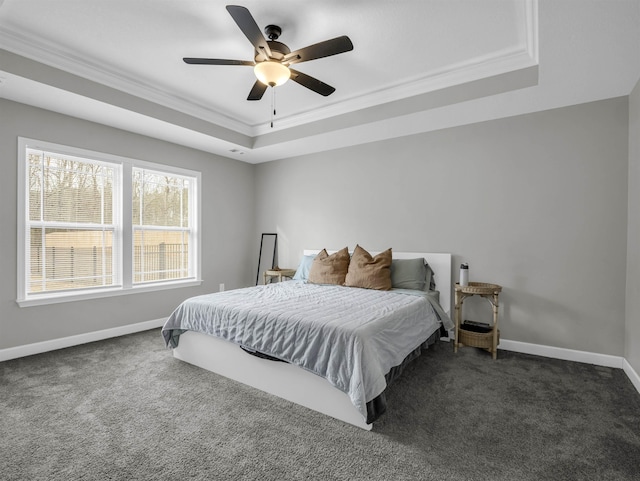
[0,0,638,163]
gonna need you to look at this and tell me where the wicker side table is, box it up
[263,268,296,284]
[454,282,502,360]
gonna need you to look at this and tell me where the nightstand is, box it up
[454,282,502,360]
[263,268,296,284]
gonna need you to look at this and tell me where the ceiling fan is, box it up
[183,5,354,101]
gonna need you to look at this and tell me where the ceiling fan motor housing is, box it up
[261,41,290,61]
[255,25,290,61]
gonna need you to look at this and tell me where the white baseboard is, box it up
[500,339,640,395]
[3,325,639,398]
[499,339,624,368]
[623,358,640,393]
[0,318,166,362]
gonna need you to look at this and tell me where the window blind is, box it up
[132,167,191,283]
[19,138,201,306]
[26,149,116,294]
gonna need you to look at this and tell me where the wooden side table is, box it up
[263,268,296,284]
[454,282,502,359]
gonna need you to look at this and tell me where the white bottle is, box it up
[460,263,469,286]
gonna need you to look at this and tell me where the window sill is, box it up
[16,279,203,308]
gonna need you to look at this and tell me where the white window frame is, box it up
[17,138,202,307]
[131,162,197,285]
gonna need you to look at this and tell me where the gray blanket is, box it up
[162,281,447,418]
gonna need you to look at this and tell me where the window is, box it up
[17,138,201,306]
[132,168,191,284]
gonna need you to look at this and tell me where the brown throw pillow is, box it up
[307,247,350,285]
[344,245,392,290]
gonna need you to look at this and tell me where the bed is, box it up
[162,249,452,430]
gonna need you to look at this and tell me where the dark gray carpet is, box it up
[1,329,639,481]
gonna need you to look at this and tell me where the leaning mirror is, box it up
[256,233,277,285]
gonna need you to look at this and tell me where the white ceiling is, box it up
[0,0,639,163]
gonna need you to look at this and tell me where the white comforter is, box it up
[162,281,441,418]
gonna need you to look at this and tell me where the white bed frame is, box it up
[173,251,451,430]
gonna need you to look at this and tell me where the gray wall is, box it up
[256,98,630,356]
[0,99,256,349]
[627,78,640,373]
[1,94,635,362]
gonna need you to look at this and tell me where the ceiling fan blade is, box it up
[183,58,254,66]
[284,36,353,65]
[289,68,336,96]
[226,5,272,61]
[247,80,268,101]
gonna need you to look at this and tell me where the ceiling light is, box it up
[254,61,290,87]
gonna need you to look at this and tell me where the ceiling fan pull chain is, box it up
[270,87,276,128]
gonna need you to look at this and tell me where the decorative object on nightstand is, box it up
[459,263,469,286]
[263,267,296,284]
[454,282,502,360]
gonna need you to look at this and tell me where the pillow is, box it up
[292,254,316,281]
[344,245,392,290]
[307,247,350,285]
[391,258,432,291]
[426,263,436,291]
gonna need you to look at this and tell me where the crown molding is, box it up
[0,26,253,136]
[251,0,539,135]
[252,47,537,136]
[0,0,538,142]
[526,0,539,62]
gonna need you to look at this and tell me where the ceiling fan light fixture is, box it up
[254,61,290,87]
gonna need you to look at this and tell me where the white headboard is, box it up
[302,250,452,316]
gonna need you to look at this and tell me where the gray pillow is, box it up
[425,264,436,291]
[391,258,433,291]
